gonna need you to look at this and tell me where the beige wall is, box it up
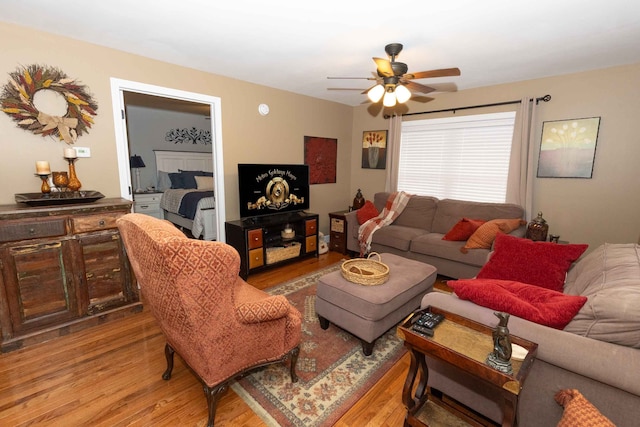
[3,21,638,249]
[0,22,353,235]
[351,63,640,250]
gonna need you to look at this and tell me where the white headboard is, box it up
[154,150,213,173]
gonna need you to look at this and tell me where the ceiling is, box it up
[3,1,640,107]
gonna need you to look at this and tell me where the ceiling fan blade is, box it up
[405,67,461,80]
[361,83,380,95]
[326,88,368,91]
[404,80,437,94]
[425,82,458,92]
[411,96,435,103]
[327,76,376,80]
[373,57,394,77]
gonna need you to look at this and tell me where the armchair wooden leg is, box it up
[162,343,175,380]
[203,382,228,427]
[289,346,300,383]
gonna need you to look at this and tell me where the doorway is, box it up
[109,78,226,241]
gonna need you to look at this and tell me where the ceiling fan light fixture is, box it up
[367,84,385,103]
[395,84,411,103]
[383,89,397,107]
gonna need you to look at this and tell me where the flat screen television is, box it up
[238,164,310,219]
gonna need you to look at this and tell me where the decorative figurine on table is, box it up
[352,189,365,210]
[486,311,513,375]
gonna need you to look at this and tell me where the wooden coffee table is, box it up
[397,307,538,427]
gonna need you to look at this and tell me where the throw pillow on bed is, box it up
[442,218,486,241]
[477,233,588,291]
[168,172,185,189]
[460,218,525,253]
[178,170,205,189]
[195,175,214,190]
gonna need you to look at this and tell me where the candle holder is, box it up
[36,173,51,194]
[52,171,69,194]
[66,158,82,192]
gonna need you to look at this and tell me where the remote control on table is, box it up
[412,324,434,337]
[415,312,444,329]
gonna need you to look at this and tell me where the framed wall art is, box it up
[362,130,387,169]
[537,117,600,178]
[304,136,337,184]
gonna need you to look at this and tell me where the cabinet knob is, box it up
[99,220,105,226]
[29,228,35,235]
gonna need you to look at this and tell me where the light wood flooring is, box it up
[0,251,446,426]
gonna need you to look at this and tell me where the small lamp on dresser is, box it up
[129,155,146,193]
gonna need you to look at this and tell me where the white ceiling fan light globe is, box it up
[367,84,385,103]
[383,90,397,107]
[395,84,411,103]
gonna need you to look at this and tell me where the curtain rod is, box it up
[390,94,552,118]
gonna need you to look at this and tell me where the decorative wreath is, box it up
[0,64,98,144]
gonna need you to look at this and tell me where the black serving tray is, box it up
[15,191,105,206]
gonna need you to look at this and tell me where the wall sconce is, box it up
[129,154,146,193]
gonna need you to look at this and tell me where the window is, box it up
[398,112,516,203]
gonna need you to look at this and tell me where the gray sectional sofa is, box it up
[421,243,640,426]
[345,192,525,278]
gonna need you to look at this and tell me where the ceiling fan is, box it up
[328,43,460,106]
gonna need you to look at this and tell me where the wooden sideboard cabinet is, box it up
[225,211,319,279]
[0,198,141,352]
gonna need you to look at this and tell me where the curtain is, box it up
[384,114,402,192]
[506,97,538,221]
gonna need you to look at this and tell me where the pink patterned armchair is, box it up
[117,213,301,427]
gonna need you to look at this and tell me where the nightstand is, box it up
[133,192,163,219]
[329,210,350,254]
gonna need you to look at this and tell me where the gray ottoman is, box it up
[315,253,437,356]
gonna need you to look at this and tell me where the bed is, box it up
[154,150,217,241]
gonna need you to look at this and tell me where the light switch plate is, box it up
[75,147,91,157]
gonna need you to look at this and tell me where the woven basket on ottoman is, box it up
[315,253,437,356]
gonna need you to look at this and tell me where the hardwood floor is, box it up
[0,251,413,426]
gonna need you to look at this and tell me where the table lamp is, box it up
[130,155,146,193]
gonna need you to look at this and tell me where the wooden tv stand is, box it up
[225,211,319,279]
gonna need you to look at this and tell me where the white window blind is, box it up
[398,112,516,203]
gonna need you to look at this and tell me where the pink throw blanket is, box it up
[358,191,412,256]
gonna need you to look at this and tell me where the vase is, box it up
[368,147,379,168]
[67,160,82,192]
[525,211,549,241]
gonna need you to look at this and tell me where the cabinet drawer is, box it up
[134,193,162,203]
[0,218,67,243]
[306,235,317,253]
[330,218,345,233]
[247,229,263,249]
[72,213,123,233]
[134,202,161,213]
[305,219,317,236]
[248,248,264,269]
[330,232,345,245]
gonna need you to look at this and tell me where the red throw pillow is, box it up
[442,218,486,241]
[356,201,379,225]
[477,233,588,291]
[448,279,587,329]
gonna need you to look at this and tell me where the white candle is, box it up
[35,161,51,175]
[64,147,77,159]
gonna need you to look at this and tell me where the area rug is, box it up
[231,264,407,426]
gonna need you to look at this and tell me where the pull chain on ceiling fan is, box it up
[328,43,461,106]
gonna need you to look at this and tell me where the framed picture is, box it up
[537,117,601,178]
[304,136,337,184]
[362,130,387,169]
